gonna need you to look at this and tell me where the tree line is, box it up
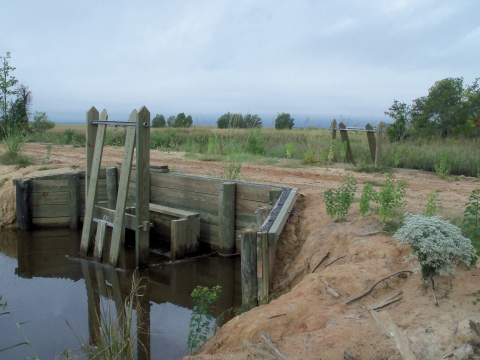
[0,52,54,137]
[385,77,480,141]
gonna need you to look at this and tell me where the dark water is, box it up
[0,229,241,360]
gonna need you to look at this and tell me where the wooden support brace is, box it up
[219,182,236,255]
[338,122,354,164]
[106,167,117,210]
[171,218,188,261]
[241,229,258,309]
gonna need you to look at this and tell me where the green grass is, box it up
[24,125,480,176]
[0,153,30,167]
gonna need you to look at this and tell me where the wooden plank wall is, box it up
[124,170,283,253]
[25,170,108,227]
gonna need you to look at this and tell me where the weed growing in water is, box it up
[324,174,357,222]
[188,285,222,354]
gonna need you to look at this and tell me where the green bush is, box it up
[425,192,439,217]
[324,174,357,221]
[394,213,473,280]
[30,111,55,133]
[463,189,480,264]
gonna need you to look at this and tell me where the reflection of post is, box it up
[136,278,150,360]
[216,258,235,319]
[108,267,127,349]
[81,262,100,346]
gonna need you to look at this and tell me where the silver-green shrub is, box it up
[394,213,473,280]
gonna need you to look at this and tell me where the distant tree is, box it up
[243,114,262,128]
[16,84,32,119]
[8,97,28,128]
[217,113,231,129]
[30,111,54,133]
[216,112,248,128]
[167,113,193,127]
[384,100,411,141]
[152,114,166,128]
[167,115,176,127]
[275,112,294,130]
[0,52,19,126]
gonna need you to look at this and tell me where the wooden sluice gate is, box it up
[13,106,298,309]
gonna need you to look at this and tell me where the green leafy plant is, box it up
[2,124,25,156]
[285,142,293,159]
[394,213,473,281]
[463,189,480,265]
[434,153,451,179]
[360,173,407,224]
[324,174,357,221]
[188,285,222,354]
[425,191,439,217]
[327,141,336,162]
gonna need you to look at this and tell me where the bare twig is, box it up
[275,264,309,289]
[325,282,340,298]
[341,349,357,360]
[371,291,403,310]
[267,313,287,319]
[311,251,330,273]
[324,255,346,269]
[260,332,289,360]
[354,231,381,237]
[345,270,413,304]
[243,340,275,359]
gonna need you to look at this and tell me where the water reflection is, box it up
[0,229,241,359]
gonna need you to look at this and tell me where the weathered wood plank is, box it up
[268,188,298,244]
[80,109,108,255]
[257,231,269,302]
[219,182,236,255]
[106,167,117,209]
[30,192,69,205]
[241,230,258,309]
[149,203,199,219]
[32,204,70,218]
[30,179,69,192]
[330,118,337,140]
[375,121,383,166]
[109,109,137,266]
[150,186,218,211]
[32,217,70,227]
[135,106,151,267]
[68,174,79,228]
[171,218,188,260]
[150,173,221,195]
[16,179,32,231]
[93,217,107,261]
[86,107,100,195]
[93,206,137,230]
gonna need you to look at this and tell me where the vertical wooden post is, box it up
[187,217,200,255]
[269,189,283,206]
[68,174,79,229]
[93,218,107,261]
[86,107,99,195]
[80,109,108,255]
[330,119,337,140]
[109,110,137,266]
[15,179,32,231]
[106,167,118,210]
[257,231,269,303]
[365,123,377,163]
[171,218,188,260]
[257,205,276,279]
[219,182,236,255]
[241,230,258,309]
[375,121,383,166]
[256,206,271,229]
[338,122,354,164]
[136,106,150,267]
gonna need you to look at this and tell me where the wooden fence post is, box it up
[257,230,269,303]
[86,107,99,195]
[106,167,117,210]
[15,179,32,231]
[171,218,188,260]
[135,106,150,267]
[241,230,258,309]
[375,121,383,166]
[68,173,79,229]
[365,123,376,163]
[330,119,337,140]
[219,182,236,255]
[338,122,354,164]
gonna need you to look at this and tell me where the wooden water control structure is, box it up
[13,106,298,306]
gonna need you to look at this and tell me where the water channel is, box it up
[0,229,241,359]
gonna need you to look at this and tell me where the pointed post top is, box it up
[86,106,99,120]
[100,109,108,121]
[128,109,137,122]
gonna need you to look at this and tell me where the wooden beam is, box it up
[106,167,117,209]
[15,179,32,231]
[257,231,269,302]
[93,217,107,261]
[85,107,99,195]
[135,106,151,267]
[241,229,258,309]
[68,174,79,229]
[109,110,137,266]
[338,122,354,164]
[365,123,376,163]
[375,121,383,166]
[219,182,236,255]
[80,110,108,255]
[268,188,298,244]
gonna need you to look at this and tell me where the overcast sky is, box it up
[1,0,479,127]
